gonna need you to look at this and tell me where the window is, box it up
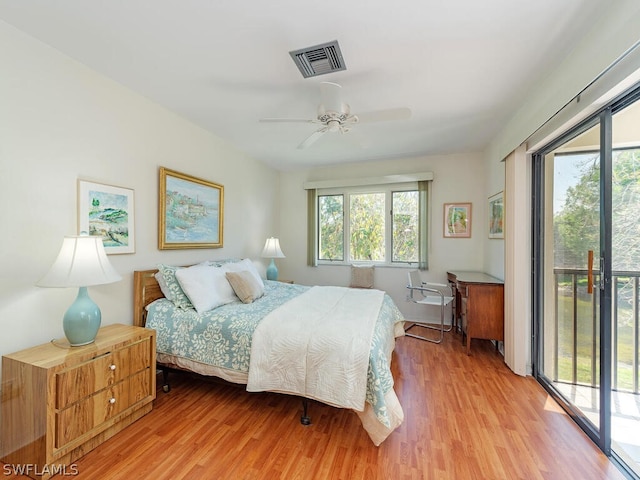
[392,190,419,263]
[350,192,385,261]
[316,183,425,265]
[318,194,344,261]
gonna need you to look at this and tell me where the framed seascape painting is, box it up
[158,167,224,249]
[488,191,504,239]
[443,202,472,238]
[78,180,135,254]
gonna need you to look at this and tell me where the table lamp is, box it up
[37,234,122,346]
[261,237,285,281]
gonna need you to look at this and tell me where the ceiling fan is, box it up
[259,82,411,149]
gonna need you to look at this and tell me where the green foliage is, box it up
[611,149,640,271]
[350,193,385,261]
[392,191,418,262]
[318,195,344,260]
[555,294,636,391]
[554,149,640,271]
[553,153,600,268]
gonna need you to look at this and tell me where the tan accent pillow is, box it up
[350,264,375,289]
[225,270,265,304]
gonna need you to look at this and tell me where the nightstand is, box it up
[0,324,156,480]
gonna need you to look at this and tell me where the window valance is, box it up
[303,172,433,190]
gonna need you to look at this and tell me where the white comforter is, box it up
[246,286,384,411]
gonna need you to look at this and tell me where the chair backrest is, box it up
[350,264,375,289]
[408,270,422,288]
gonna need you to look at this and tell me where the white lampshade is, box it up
[261,237,285,259]
[38,235,122,288]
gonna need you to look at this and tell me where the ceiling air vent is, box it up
[289,40,346,78]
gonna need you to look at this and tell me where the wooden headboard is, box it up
[133,268,164,327]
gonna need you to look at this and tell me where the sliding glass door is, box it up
[610,98,640,472]
[535,117,605,435]
[533,88,640,477]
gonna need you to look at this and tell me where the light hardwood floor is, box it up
[2,330,627,479]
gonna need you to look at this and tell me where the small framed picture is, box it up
[78,180,135,254]
[443,202,472,238]
[488,191,504,239]
[158,167,224,249]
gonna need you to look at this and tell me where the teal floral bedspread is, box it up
[145,280,404,427]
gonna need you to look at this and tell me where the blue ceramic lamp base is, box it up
[266,259,279,281]
[63,286,102,346]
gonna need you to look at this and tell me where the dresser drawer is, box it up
[56,338,151,408]
[55,369,151,448]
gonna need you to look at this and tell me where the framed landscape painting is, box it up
[443,202,472,238]
[488,191,504,239]
[78,180,135,254]
[158,167,224,249]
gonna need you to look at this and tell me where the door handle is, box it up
[587,250,594,294]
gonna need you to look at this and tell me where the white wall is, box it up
[0,22,279,361]
[483,155,505,279]
[277,153,486,319]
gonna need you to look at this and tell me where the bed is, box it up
[133,260,405,445]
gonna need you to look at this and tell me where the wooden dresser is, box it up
[1,324,156,479]
[447,271,504,355]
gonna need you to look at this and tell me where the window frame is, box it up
[316,182,421,266]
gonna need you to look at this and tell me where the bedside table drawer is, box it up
[56,378,128,447]
[55,369,151,448]
[56,338,151,408]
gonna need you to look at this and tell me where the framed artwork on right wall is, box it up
[443,202,472,238]
[488,191,504,239]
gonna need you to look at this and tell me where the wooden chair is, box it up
[405,270,454,343]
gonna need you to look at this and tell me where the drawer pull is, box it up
[109,364,117,371]
[109,397,116,404]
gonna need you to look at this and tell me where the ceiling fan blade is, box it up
[259,118,316,123]
[342,115,358,126]
[355,107,412,124]
[297,127,328,150]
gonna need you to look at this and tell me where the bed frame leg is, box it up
[161,368,171,393]
[300,398,311,425]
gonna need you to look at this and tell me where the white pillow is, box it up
[175,264,237,314]
[154,261,212,309]
[223,258,264,289]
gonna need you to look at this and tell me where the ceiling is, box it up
[0,1,608,171]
